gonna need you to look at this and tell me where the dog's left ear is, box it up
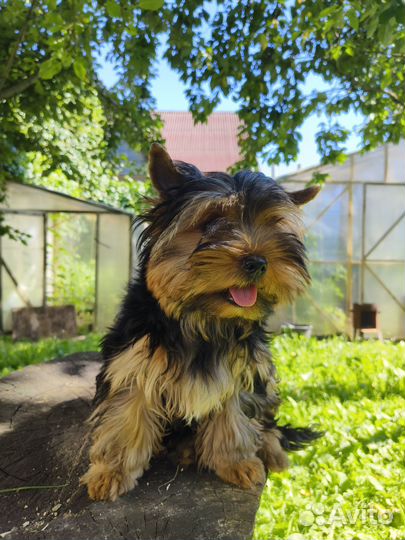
[287,185,321,205]
[149,143,184,197]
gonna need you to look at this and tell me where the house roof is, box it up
[160,111,242,172]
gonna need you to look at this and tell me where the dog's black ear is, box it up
[287,185,320,205]
[149,143,184,197]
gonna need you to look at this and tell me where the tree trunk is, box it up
[0,353,263,540]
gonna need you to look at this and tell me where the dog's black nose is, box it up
[242,256,267,279]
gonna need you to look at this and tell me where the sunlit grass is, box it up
[255,336,405,540]
[0,333,101,377]
[1,333,404,538]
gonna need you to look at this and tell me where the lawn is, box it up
[0,333,101,378]
[255,335,405,540]
[1,334,404,539]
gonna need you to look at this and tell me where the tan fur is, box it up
[215,457,266,489]
[82,338,264,499]
[258,429,290,472]
[196,395,266,488]
[81,362,165,500]
[81,149,319,501]
[100,336,255,423]
[147,200,308,320]
[82,162,314,500]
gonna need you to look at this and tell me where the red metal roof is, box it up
[160,111,242,172]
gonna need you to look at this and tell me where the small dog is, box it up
[81,143,321,501]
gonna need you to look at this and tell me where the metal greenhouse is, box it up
[275,141,405,339]
[0,182,133,333]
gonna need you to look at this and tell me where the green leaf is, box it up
[308,172,329,187]
[378,19,394,47]
[46,12,64,29]
[62,53,73,69]
[139,0,164,11]
[34,80,45,95]
[366,16,379,38]
[105,0,121,18]
[73,58,87,81]
[259,34,268,51]
[330,46,342,61]
[347,9,359,31]
[345,45,354,57]
[39,57,62,80]
[319,6,338,19]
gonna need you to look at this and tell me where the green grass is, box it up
[1,334,404,539]
[255,335,405,540]
[0,333,101,377]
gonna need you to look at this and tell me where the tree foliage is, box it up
[0,0,404,181]
[165,0,405,166]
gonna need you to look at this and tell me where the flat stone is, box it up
[0,353,263,540]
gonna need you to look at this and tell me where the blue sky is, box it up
[98,54,361,177]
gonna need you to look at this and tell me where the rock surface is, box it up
[0,353,263,540]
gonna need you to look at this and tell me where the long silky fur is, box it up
[83,161,322,501]
[95,167,300,404]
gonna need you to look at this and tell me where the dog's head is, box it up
[140,143,319,322]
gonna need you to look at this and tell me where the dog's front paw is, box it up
[216,457,266,489]
[258,430,289,472]
[80,462,136,501]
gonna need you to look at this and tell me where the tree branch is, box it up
[0,73,39,100]
[382,88,403,107]
[0,0,38,92]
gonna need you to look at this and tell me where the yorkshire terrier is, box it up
[81,143,321,501]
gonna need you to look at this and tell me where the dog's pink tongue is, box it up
[229,286,257,307]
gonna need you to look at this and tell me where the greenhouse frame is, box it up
[276,141,405,339]
[1,141,404,339]
[0,182,134,333]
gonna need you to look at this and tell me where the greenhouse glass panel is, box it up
[267,304,293,333]
[364,185,405,257]
[369,220,405,261]
[278,143,405,337]
[303,185,349,261]
[325,161,351,182]
[363,263,405,338]
[386,142,405,183]
[1,214,44,331]
[294,263,349,335]
[351,263,362,304]
[46,214,97,331]
[96,214,131,330]
[353,146,385,182]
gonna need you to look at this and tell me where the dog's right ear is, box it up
[149,143,184,197]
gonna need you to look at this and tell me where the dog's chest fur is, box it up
[99,319,273,424]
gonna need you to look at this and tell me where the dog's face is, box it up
[142,144,319,321]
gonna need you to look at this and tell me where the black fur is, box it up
[96,169,294,404]
[95,278,275,404]
[94,167,322,454]
[278,425,324,451]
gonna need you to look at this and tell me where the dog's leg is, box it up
[81,388,164,501]
[258,428,289,472]
[196,395,265,489]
